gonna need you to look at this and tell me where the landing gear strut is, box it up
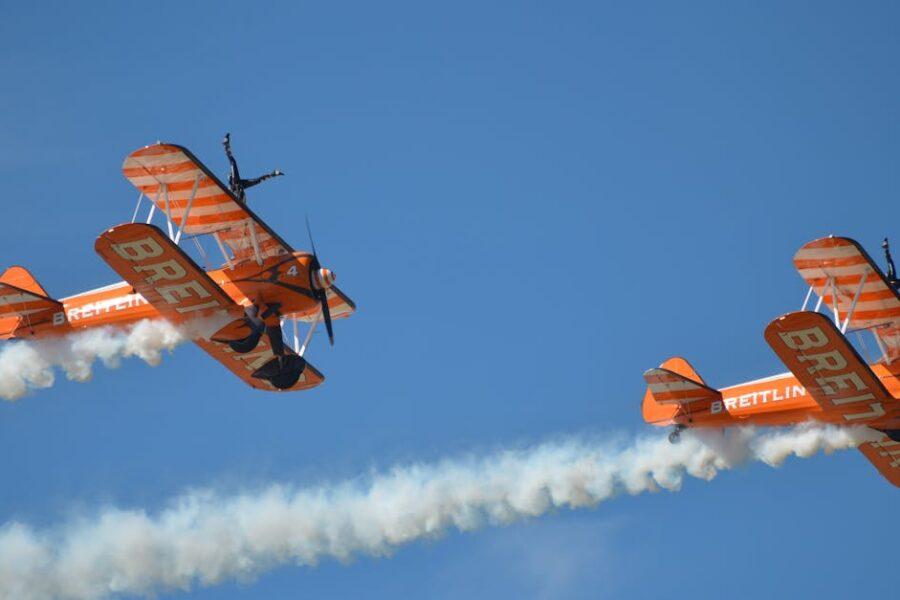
[668,424,687,444]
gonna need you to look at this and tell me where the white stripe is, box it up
[794,245,861,261]
[813,280,892,294]
[127,169,204,187]
[61,282,131,300]
[817,297,900,313]
[123,150,191,168]
[143,183,225,202]
[0,307,52,317]
[166,203,245,219]
[798,264,871,278]
[649,381,702,393]
[719,371,793,391]
[0,293,43,305]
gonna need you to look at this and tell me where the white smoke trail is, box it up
[0,318,224,401]
[0,424,878,600]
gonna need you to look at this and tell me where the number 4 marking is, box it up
[287,266,298,277]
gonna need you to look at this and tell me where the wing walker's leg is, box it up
[240,170,284,191]
[224,133,240,182]
[223,132,246,202]
[884,238,899,289]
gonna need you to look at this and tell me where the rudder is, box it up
[642,356,717,425]
[0,266,50,297]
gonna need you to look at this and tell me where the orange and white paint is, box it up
[642,236,900,487]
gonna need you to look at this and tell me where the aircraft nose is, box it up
[313,267,336,289]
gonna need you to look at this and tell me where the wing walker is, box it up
[0,141,355,392]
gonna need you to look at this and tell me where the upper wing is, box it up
[764,311,899,422]
[122,143,292,266]
[794,236,900,362]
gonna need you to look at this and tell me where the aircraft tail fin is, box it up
[0,269,63,339]
[0,266,51,297]
[642,357,720,425]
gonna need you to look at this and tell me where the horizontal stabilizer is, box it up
[643,367,721,405]
[0,269,62,337]
[0,266,50,297]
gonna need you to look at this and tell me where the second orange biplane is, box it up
[0,143,355,392]
[642,236,900,487]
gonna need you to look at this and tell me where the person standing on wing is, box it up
[223,132,284,203]
[884,238,899,290]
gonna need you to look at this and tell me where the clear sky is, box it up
[1,1,897,598]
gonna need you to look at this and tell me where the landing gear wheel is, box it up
[668,425,686,444]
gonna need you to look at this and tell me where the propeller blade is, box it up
[305,215,318,259]
[321,294,334,346]
[306,215,335,346]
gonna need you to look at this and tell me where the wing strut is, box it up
[174,174,201,244]
[130,192,144,223]
[247,218,263,266]
[212,232,235,270]
[841,269,869,332]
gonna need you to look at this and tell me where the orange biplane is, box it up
[642,236,900,487]
[0,143,355,392]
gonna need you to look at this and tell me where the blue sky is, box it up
[1,1,897,598]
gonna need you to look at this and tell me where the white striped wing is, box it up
[122,143,291,266]
[793,236,900,362]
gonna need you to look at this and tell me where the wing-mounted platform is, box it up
[121,143,292,267]
[794,236,900,363]
[764,311,900,423]
[196,336,325,392]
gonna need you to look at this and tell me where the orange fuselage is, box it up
[643,363,900,431]
[6,252,322,340]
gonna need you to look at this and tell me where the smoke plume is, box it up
[0,424,878,600]
[0,319,226,401]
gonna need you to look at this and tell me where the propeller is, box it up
[306,216,335,346]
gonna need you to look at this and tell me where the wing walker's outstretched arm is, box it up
[222,132,284,203]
